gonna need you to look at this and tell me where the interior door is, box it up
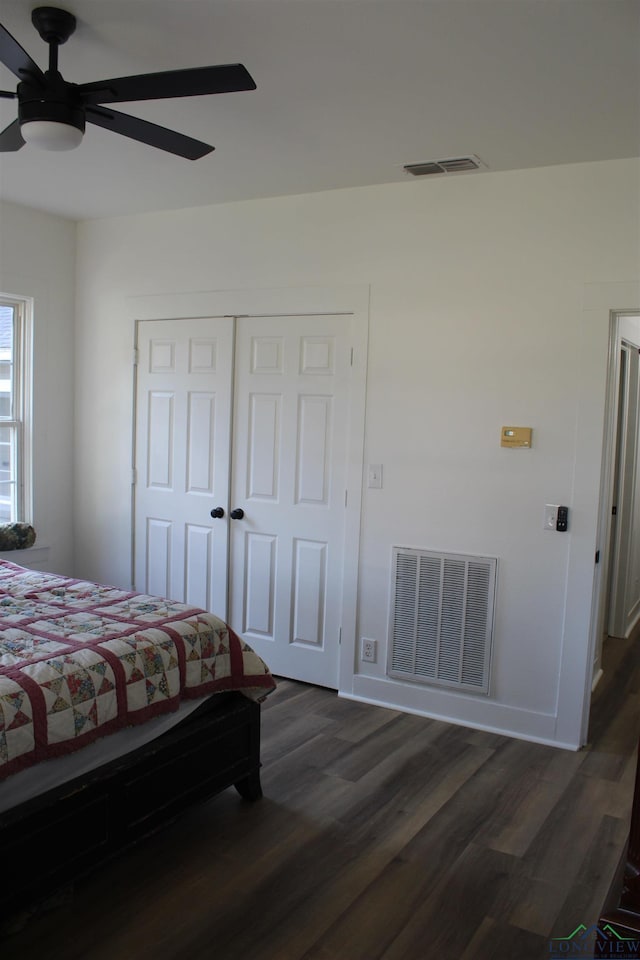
[134,313,352,689]
[228,315,351,688]
[604,345,628,638]
[608,342,640,638]
[134,317,233,615]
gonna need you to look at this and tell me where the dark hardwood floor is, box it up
[6,634,640,959]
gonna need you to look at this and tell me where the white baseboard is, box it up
[342,674,579,751]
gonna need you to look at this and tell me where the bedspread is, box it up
[0,561,275,780]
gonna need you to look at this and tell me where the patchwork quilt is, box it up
[0,561,275,780]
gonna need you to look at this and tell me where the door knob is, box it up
[210,507,225,519]
[230,508,245,520]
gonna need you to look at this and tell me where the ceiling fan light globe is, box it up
[21,119,83,150]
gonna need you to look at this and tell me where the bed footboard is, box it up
[0,692,262,921]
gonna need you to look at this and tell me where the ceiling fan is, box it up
[0,5,256,158]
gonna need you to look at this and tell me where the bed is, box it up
[0,559,276,922]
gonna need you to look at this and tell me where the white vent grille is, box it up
[388,548,497,694]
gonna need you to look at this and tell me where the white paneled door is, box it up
[134,317,234,617]
[229,315,350,688]
[134,314,353,688]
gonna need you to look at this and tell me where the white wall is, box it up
[74,158,640,748]
[0,201,76,575]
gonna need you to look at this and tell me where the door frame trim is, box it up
[129,285,370,693]
[570,282,640,747]
[593,313,640,646]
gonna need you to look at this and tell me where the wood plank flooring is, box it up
[6,634,640,960]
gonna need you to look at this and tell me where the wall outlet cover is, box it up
[361,637,377,662]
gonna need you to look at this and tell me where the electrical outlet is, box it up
[361,638,377,663]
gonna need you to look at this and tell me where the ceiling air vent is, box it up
[403,161,445,177]
[404,155,484,177]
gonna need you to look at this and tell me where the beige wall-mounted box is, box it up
[501,426,532,448]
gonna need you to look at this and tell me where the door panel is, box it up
[146,518,172,598]
[244,532,277,636]
[229,316,350,687]
[247,393,281,498]
[292,538,327,646]
[135,317,233,615]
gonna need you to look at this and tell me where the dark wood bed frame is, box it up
[0,691,262,922]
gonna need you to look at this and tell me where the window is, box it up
[0,297,32,523]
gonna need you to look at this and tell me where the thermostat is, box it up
[501,426,532,448]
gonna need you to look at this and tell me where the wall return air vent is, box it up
[404,155,484,176]
[388,547,497,694]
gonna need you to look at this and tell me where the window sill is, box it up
[0,544,50,569]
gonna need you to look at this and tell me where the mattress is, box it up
[0,560,275,792]
[0,692,210,813]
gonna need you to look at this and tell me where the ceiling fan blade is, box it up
[86,105,214,160]
[78,63,256,106]
[0,118,25,152]
[0,22,45,83]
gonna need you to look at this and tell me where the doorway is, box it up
[592,313,640,686]
[133,312,363,689]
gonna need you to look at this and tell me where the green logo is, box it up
[548,923,640,958]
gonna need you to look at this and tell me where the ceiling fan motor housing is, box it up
[17,76,85,135]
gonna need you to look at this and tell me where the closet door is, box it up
[228,315,351,688]
[134,317,233,615]
[134,313,352,689]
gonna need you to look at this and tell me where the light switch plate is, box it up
[368,464,383,489]
[544,504,558,530]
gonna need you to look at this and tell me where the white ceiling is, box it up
[0,0,638,222]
